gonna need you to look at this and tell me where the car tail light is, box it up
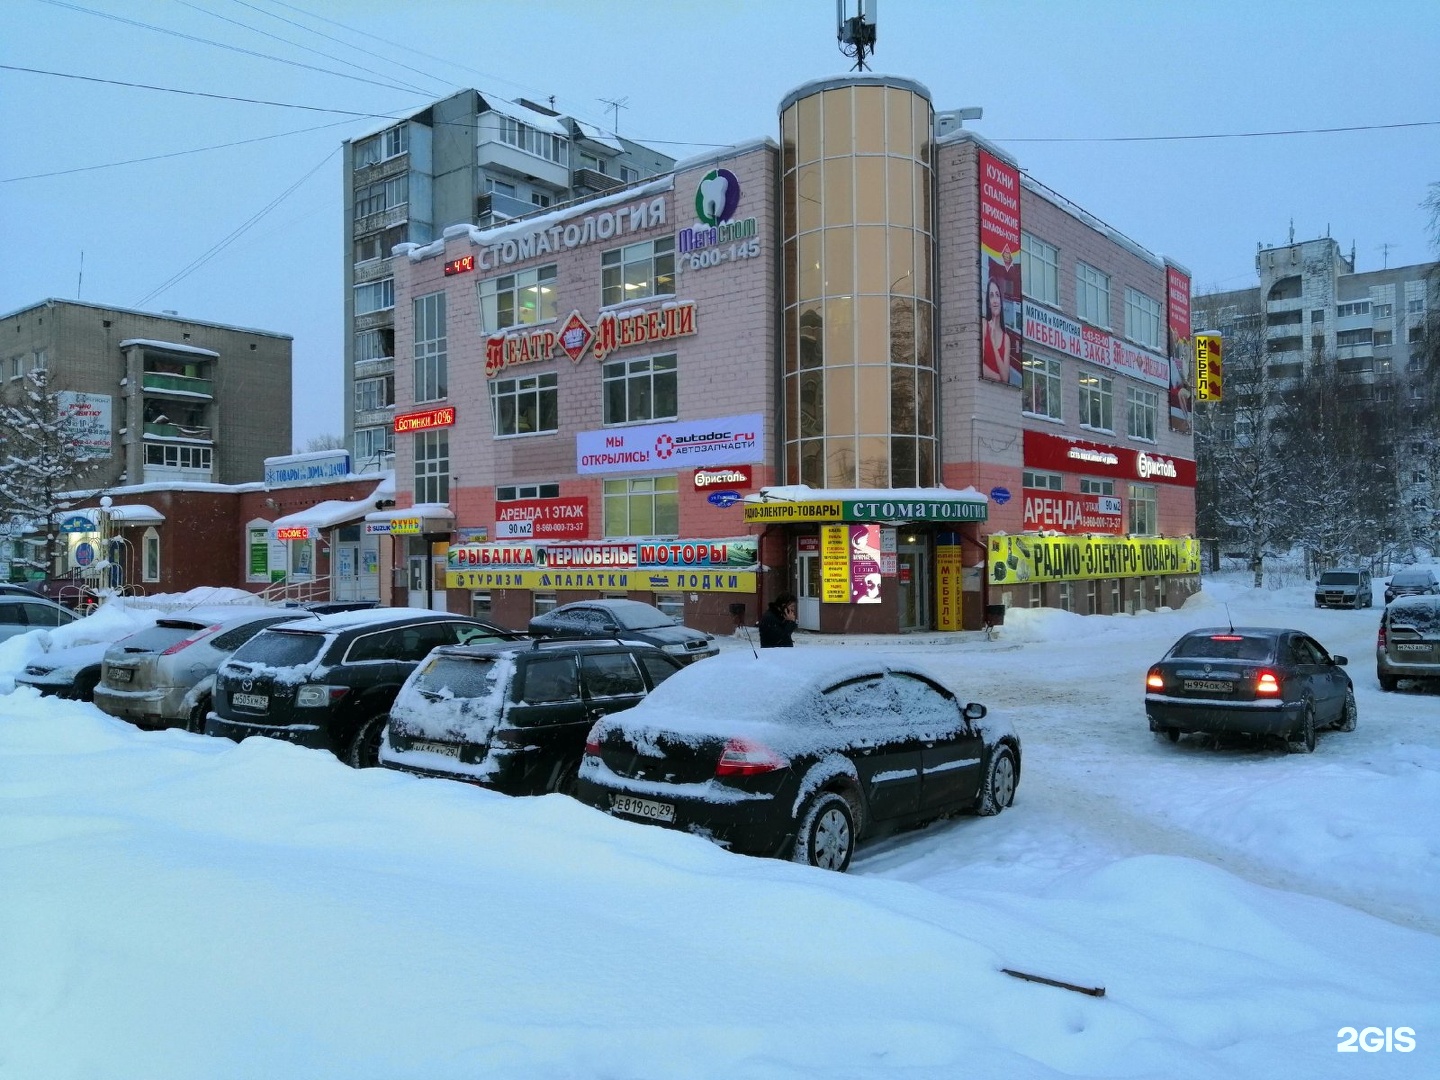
[715,737,788,777]
[1145,668,1165,691]
[1377,622,1387,649]
[1255,670,1281,696]
[161,624,222,656]
[583,722,602,757]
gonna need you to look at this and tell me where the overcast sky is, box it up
[4,0,1438,450]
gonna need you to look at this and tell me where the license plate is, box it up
[1183,679,1233,692]
[612,794,675,823]
[231,692,268,709]
[1393,643,1431,652]
[411,739,462,759]
[111,668,132,684]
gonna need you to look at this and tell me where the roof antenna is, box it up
[837,0,878,71]
[1224,603,1234,635]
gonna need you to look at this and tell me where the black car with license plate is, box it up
[1384,567,1440,605]
[1376,595,1440,691]
[575,649,1020,872]
[1145,627,1355,753]
[380,638,683,794]
[207,610,522,767]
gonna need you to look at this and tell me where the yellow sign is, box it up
[445,569,756,593]
[743,500,844,524]
[935,545,964,631]
[1195,333,1223,402]
[988,535,1200,585]
[820,524,849,603]
[389,517,423,535]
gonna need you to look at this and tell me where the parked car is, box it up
[575,649,1019,872]
[528,599,718,666]
[1145,627,1355,753]
[0,595,80,643]
[15,641,111,700]
[381,637,685,795]
[1376,595,1440,691]
[93,609,312,731]
[0,582,43,597]
[208,610,524,767]
[288,599,381,614]
[1384,567,1440,605]
[1313,567,1372,609]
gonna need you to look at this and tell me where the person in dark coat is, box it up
[758,592,797,648]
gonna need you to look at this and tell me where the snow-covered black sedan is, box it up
[575,649,1020,872]
[1145,627,1355,753]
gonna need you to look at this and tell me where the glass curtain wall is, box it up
[780,78,936,488]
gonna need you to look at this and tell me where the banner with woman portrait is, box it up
[1166,264,1193,432]
[978,149,1023,386]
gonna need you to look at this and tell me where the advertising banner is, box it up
[1022,302,1170,389]
[820,525,849,603]
[742,497,988,525]
[577,413,762,475]
[1024,429,1196,488]
[1195,334,1223,402]
[57,391,112,458]
[264,451,351,487]
[635,539,757,570]
[849,524,882,604]
[978,150,1023,386]
[935,544,964,631]
[1021,489,1125,536]
[1166,265,1194,432]
[494,497,588,540]
[445,568,756,593]
[988,534,1200,585]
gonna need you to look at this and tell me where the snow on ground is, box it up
[1,573,1437,1078]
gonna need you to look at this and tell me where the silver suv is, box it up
[1376,596,1440,691]
[1314,568,1372,609]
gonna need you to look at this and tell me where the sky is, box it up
[2,568,1438,1076]
[3,0,1439,451]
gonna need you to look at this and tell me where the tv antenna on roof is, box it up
[837,0,878,71]
[599,95,629,136]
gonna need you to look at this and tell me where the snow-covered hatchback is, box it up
[576,648,1019,872]
[1377,596,1440,691]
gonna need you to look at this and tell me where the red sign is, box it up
[692,465,753,491]
[393,406,456,433]
[591,302,696,362]
[1024,429,1196,487]
[493,497,588,540]
[797,535,819,553]
[444,254,475,276]
[1022,489,1125,535]
[275,526,311,541]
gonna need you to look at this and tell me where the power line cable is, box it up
[999,119,1440,143]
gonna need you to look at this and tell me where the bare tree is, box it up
[300,434,347,453]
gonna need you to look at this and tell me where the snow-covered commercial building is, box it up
[380,74,1199,634]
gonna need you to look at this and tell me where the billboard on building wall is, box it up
[576,413,762,475]
[1166,266,1194,432]
[57,392,111,458]
[1195,334,1223,402]
[978,150,1023,386]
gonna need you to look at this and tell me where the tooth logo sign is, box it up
[695,168,741,227]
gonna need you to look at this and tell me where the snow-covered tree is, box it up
[300,433,346,453]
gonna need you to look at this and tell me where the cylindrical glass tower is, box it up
[779,76,936,489]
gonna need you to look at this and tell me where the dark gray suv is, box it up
[1384,568,1440,605]
[1377,596,1440,691]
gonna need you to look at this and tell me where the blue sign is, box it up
[989,487,1012,506]
[59,514,95,533]
[706,490,742,508]
[74,541,96,567]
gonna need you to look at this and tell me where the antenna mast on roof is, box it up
[599,95,629,136]
[837,0,878,71]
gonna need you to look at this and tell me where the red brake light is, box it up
[1377,623,1387,649]
[161,624,221,656]
[1145,669,1165,690]
[1255,670,1281,696]
[1210,634,1244,642]
[715,737,788,777]
[583,722,602,757]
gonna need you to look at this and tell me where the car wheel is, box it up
[73,672,100,703]
[346,715,387,769]
[1286,704,1316,754]
[792,791,857,872]
[1160,727,1181,744]
[978,745,1018,815]
[1378,673,1398,692]
[1334,689,1357,732]
[186,697,211,735]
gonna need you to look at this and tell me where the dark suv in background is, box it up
[208,610,522,767]
[380,637,684,795]
[1384,568,1440,605]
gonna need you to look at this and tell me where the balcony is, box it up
[144,422,213,441]
[353,203,408,237]
[572,167,622,194]
[1265,296,1305,314]
[354,355,395,379]
[141,371,213,398]
[354,405,395,429]
[476,189,543,225]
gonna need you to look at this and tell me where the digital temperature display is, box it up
[444,255,475,276]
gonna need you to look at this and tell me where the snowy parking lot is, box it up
[1,573,1437,1078]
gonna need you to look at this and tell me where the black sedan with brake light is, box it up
[575,648,1020,872]
[1145,626,1356,753]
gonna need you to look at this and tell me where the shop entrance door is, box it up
[795,551,821,631]
[333,543,360,602]
[897,542,930,631]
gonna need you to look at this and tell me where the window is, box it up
[1057,582,1073,613]
[604,353,677,425]
[413,292,447,403]
[142,527,160,583]
[581,653,645,698]
[1023,470,1063,491]
[530,192,552,208]
[497,117,568,165]
[1374,330,1394,347]
[353,278,394,315]
[471,592,492,617]
[33,349,46,370]
[355,327,393,362]
[1407,298,1426,315]
[354,234,385,264]
[603,475,678,537]
[1336,328,1372,347]
[620,165,639,183]
[353,126,406,167]
[653,592,684,619]
[1409,325,1427,344]
[1336,301,1371,318]
[354,375,394,413]
[1126,386,1158,442]
[1079,477,1114,496]
[601,237,675,307]
[414,430,448,504]
[144,444,211,470]
[490,372,558,436]
[533,592,558,616]
[1075,262,1111,327]
[354,425,393,462]
[478,264,558,332]
[1311,309,1325,323]
[1077,370,1113,430]
[489,179,516,197]
[1124,288,1162,349]
[1374,303,1393,319]
[1128,483,1157,536]
[354,175,407,219]
[1021,352,1062,419]
[1086,579,1099,615]
[1029,584,1043,608]
[1020,233,1059,306]
[497,483,560,501]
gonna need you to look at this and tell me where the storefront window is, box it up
[654,593,684,619]
[1128,483,1158,536]
[602,475,678,537]
[471,592,492,617]
[533,592,557,616]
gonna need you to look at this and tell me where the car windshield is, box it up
[1318,572,1358,585]
[114,623,210,653]
[1389,602,1440,634]
[228,629,327,666]
[1171,634,1275,661]
[1391,571,1431,586]
[411,655,500,699]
